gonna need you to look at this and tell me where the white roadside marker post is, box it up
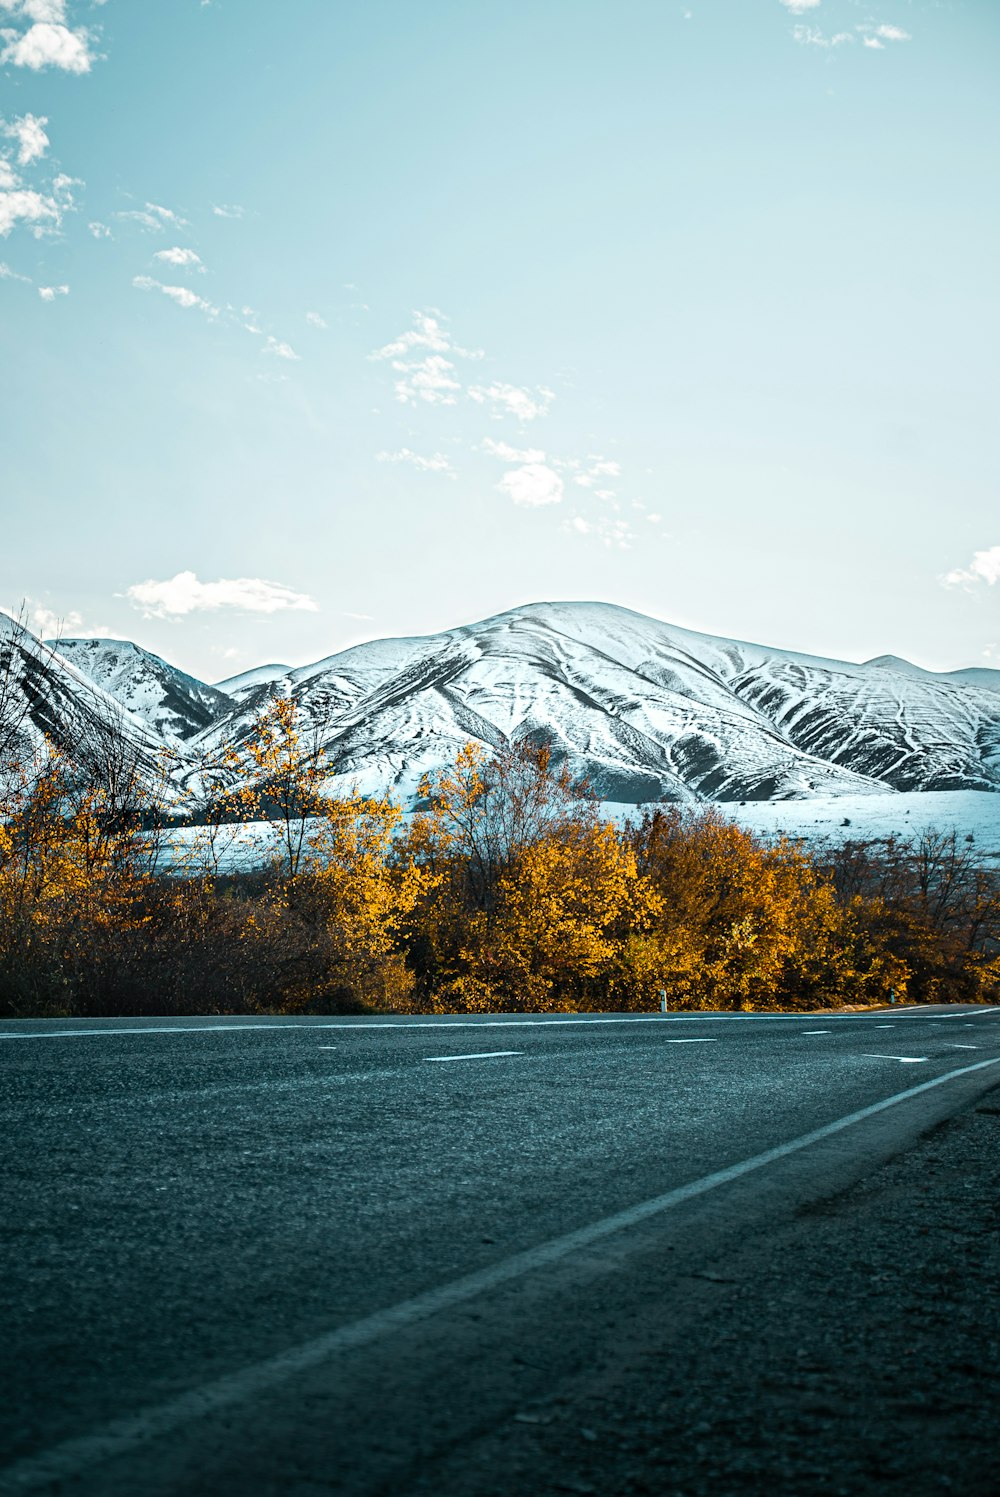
[660,989,668,1013]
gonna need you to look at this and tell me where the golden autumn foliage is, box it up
[0,694,997,1016]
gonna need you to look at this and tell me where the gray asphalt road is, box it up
[2,1005,999,1496]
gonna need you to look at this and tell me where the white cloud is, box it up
[779,0,821,12]
[0,185,62,236]
[371,310,483,362]
[0,258,30,281]
[4,2,68,21]
[212,203,245,219]
[942,546,1000,589]
[370,311,479,406]
[126,571,318,619]
[115,201,188,233]
[2,112,48,165]
[262,335,299,360]
[376,448,456,477]
[478,436,546,463]
[468,382,555,423]
[874,24,910,42]
[793,24,853,47]
[391,352,460,405]
[566,515,634,549]
[574,456,621,489]
[153,245,202,269]
[497,463,564,508]
[132,274,218,317]
[0,20,93,72]
[37,281,67,299]
[863,36,884,49]
[31,604,79,636]
[305,310,327,329]
[87,219,110,238]
[372,311,451,360]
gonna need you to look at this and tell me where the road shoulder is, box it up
[413,1088,1000,1496]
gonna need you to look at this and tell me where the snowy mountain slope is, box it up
[54,638,232,742]
[15,602,1000,810]
[0,614,175,781]
[189,602,1000,805]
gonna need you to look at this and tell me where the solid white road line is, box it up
[425,1051,523,1063]
[946,1044,978,1050]
[2,1009,995,1042]
[666,1038,716,1044]
[863,1054,928,1064]
[3,1054,997,1496]
[0,1024,313,1041]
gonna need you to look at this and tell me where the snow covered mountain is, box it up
[0,614,172,780]
[11,602,1000,808]
[54,638,231,742]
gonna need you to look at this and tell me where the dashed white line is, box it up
[946,1044,978,1050]
[666,1038,716,1044]
[425,1051,523,1063]
[863,1054,928,1064]
[802,1030,830,1035]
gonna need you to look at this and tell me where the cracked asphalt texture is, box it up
[1,1005,998,1495]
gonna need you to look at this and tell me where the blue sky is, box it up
[1,0,998,681]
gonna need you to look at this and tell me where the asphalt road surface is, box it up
[2,1005,999,1496]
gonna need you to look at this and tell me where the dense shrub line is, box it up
[1,698,998,1017]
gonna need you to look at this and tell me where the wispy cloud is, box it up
[478,437,547,463]
[211,203,245,219]
[37,281,67,299]
[132,273,218,317]
[793,24,853,47]
[153,245,203,270]
[126,571,318,619]
[779,0,821,12]
[0,257,31,282]
[497,463,564,508]
[305,310,327,329]
[2,112,48,165]
[858,22,911,49]
[468,381,555,423]
[87,219,110,238]
[942,546,1000,589]
[567,515,634,549]
[376,447,456,477]
[370,310,482,406]
[115,201,189,233]
[262,335,299,360]
[573,457,621,489]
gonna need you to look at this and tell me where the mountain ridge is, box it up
[2,601,996,808]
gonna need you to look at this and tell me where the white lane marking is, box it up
[863,1054,928,1064]
[318,1047,337,1051]
[0,1024,306,1041]
[3,1009,995,1043]
[4,1055,998,1496]
[946,1044,978,1050]
[666,1038,716,1044]
[875,1025,895,1030]
[425,1051,523,1063]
